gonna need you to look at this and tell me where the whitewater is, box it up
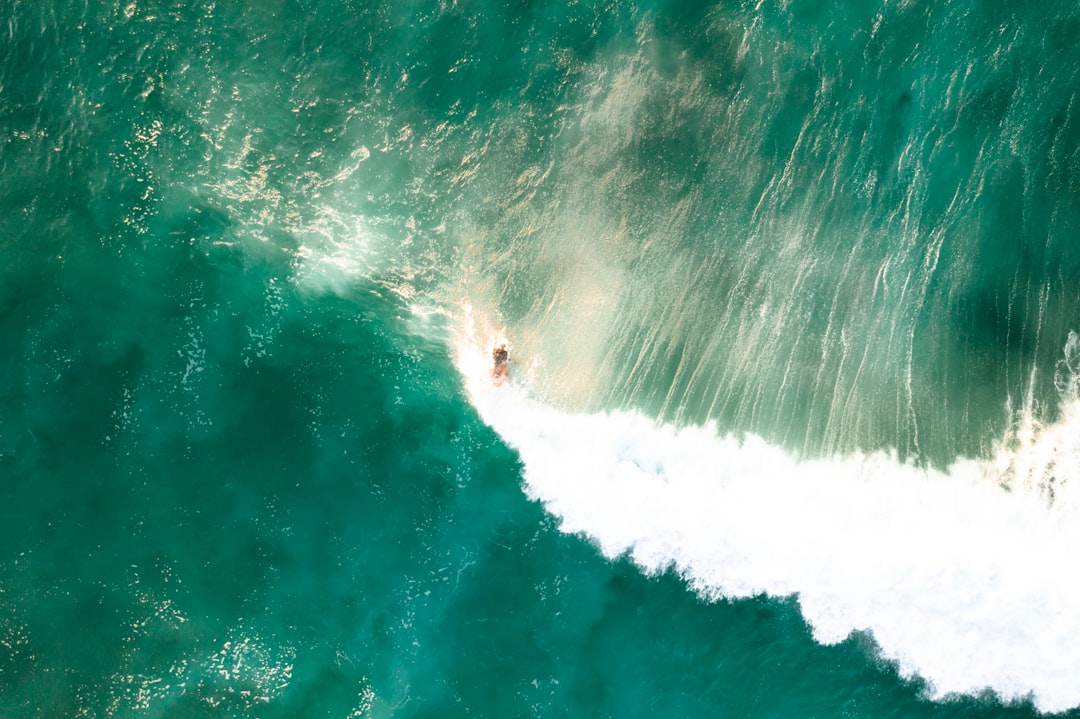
[455,314,1080,713]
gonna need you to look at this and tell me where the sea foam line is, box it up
[455,321,1080,714]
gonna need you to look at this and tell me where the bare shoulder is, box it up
[492,343,509,386]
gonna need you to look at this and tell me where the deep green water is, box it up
[3,0,1080,717]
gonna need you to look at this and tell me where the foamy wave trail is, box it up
[456,317,1080,713]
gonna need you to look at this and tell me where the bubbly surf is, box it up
[456,314,1080,713]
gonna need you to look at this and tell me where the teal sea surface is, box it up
[3,1,1080,717]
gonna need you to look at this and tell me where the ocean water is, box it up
[2,0,1080,717]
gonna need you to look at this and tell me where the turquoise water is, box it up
[3,0,1080,716]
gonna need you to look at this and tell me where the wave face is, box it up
[445,3,1080,468]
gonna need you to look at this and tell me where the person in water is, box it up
[492,343,509,384]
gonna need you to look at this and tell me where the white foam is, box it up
[455,323,1080,714]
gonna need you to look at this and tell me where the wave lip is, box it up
[456,331,1080,714]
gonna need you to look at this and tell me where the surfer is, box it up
[492,343,509,385]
